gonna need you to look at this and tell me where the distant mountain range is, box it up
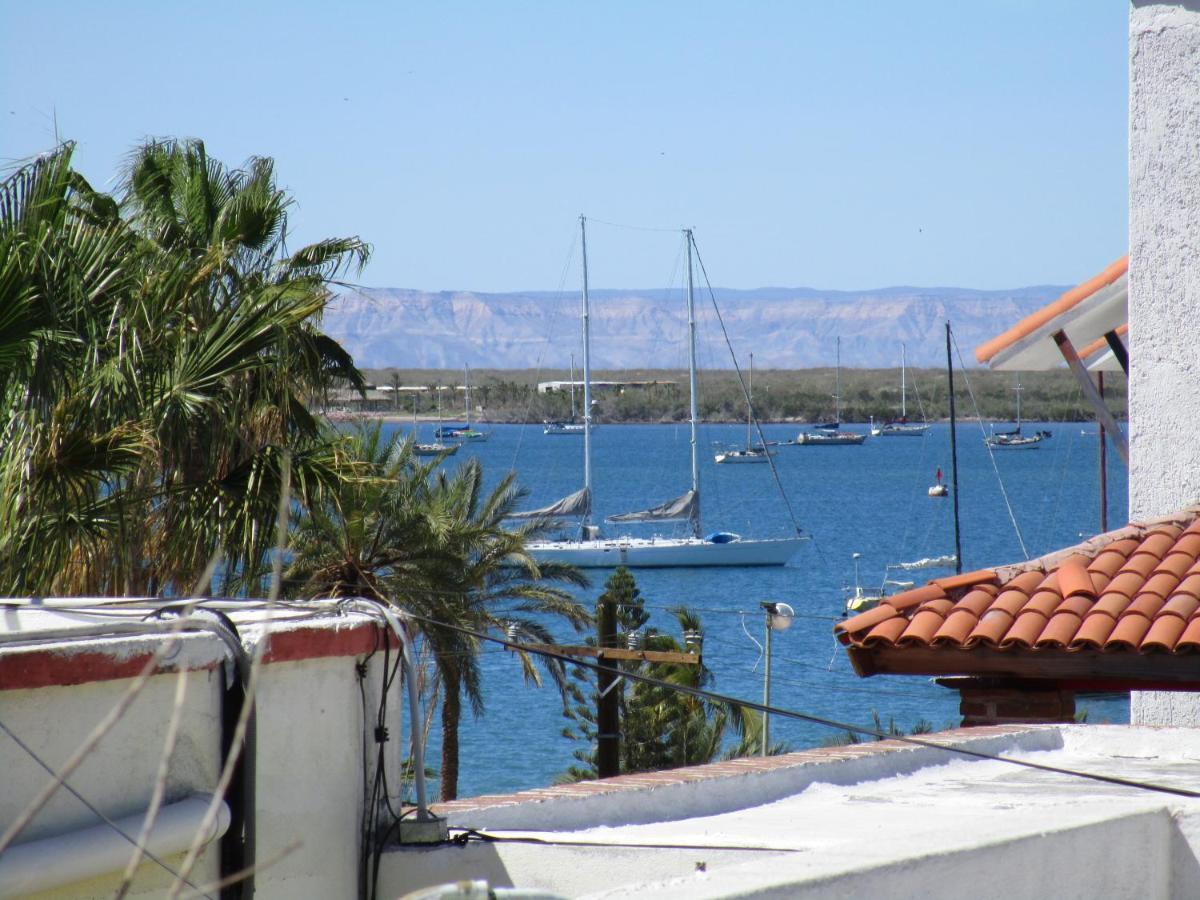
[324,284,1068,370]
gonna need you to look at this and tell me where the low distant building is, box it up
[537,379,677,394]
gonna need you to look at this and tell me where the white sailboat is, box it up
[985,379,1050,449]
[544,353,589,435]
[520,219,804,568]
[873,343,929,437]
[412,392,457,458]
[716,352,772,464]
[438,364,490,442]
[794,337,866,445]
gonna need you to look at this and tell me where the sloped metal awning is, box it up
[974,256,1128,465]
[975,257,1127,373]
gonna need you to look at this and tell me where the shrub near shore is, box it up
[356,366,1127,425]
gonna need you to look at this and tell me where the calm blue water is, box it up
[384,419,1128,796]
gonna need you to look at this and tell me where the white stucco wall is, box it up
[0,611,403,899]
[1128,1,1200,726]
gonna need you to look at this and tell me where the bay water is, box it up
[383,419,1128,797]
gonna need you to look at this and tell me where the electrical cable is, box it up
[951,331,1030,559]
[689,234,805,542]
[0,716,214,899]
[448,827,801,853]
[400,610,1200,801]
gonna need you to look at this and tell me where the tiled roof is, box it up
[835,508,1200,684]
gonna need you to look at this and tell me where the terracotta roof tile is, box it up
[1142,616,1188,653]
[834,603,898,641]
[1001,610,1048,648]
[1160,595,1200,619]
[919,597,955,616]
[1103,571,1150,603]
[1154,549,1197,580]
[1126,593,1167,619]
[966,608,1013,647]
[1107,613,1152,650]
[1176,618,1200,652]
[1071,613,1116,649]
[862,617,907,647]
[898,610,944,646]
[1053,595,1093,618]
[1117,552,1160,581]
[932,609,977,645]
[929,569,999,592]
[954,587,998,616]
[1088,540,1140,578]
[993,588,1034,617]
[884,583,947,611]
[1023,585,1064,617]
[836,507,1200,677]
[1142,571,1183,599]
[1174,573,1200,599]
[1057,556,1095,599]
[1036,611,1083,648]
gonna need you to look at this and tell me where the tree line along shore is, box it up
[356,366,1127,425]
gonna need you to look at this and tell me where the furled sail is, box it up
[507,487,591,520]
[607,489,699,524]
[893,554,957,571]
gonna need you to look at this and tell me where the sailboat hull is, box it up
[793,431,866,445]
[525,535,805,568]
[714,449,772,464]
[544,422,587,435]
[878,424,928,437]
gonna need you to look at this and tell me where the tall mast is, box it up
[685,230,700,537]
[747,352,754,450]
[835,336,842,424]
[900,343,907,418]
[580,215,593,527]
[569,353,577,421]
[464,363,471,428]
[946,322,962,575]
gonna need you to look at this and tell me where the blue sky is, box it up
[2,1,1127,293]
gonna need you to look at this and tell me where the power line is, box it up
[399,609,1200,801]
[0,717,213,899]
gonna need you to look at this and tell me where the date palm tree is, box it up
[287,423,589,801]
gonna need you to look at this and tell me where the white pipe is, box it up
[0,795,229,897]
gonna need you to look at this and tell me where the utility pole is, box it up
[1098,372,1108,532]
[596,595,620,778]
[525,633,702,781]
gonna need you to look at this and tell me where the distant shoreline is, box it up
[324,410,1098,427]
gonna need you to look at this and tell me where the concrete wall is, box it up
[1128,1,1200,725]
[0,613,403,899]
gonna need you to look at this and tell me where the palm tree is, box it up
[287,423,590,801]
[0,139,368,596]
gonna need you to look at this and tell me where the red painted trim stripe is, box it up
[0,620,397,691]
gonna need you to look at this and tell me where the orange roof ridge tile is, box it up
[991,508,1200,583]
[975,256,1127,364]
[1056,556,1095,600]
[929,569,999,593]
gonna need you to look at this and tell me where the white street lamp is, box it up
[761,601,794,757]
